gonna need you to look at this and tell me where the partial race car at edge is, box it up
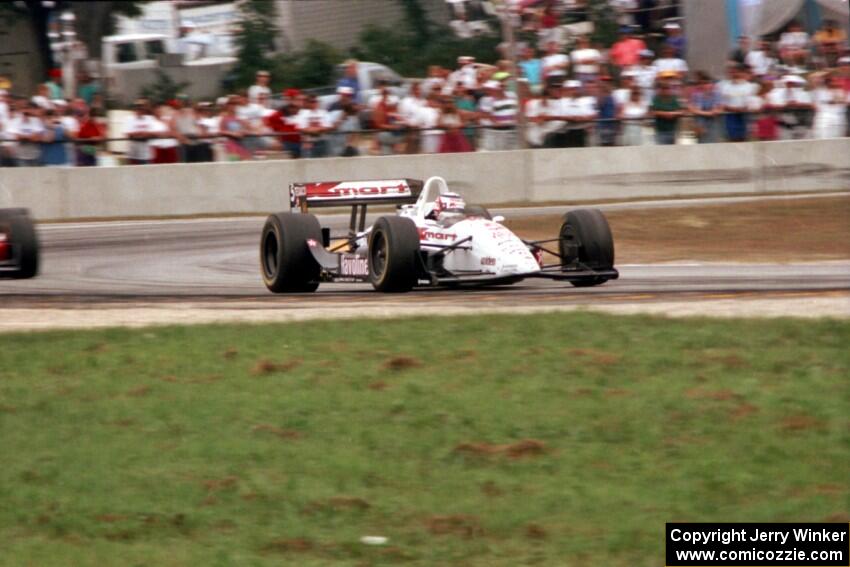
[260,176,617,293]
[0,208,39,280]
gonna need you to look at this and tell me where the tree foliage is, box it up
[233,0,279,88]
[140,69,189,105]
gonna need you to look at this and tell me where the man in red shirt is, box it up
[609,26,646,70]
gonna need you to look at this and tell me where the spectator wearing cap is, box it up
[650,79,684,145]
[450,56,479,91]
[547,80,596,148]
[542,40,569,84]
[337,60,360,103]
[688,71,721,143]
[609,25,647,70]
[632,50,657,101]
[717,64,757,142]
[414,93,442,154]
[570,36,602,84]
[478,79,518,151]
[652,45,688,81]
[248,70,271,104]
[663,22,686,59]
[767,74,813,140]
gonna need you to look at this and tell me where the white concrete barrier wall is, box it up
[0,138,847,220]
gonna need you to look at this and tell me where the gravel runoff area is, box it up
[2,293,848,333]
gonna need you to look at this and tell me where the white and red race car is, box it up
[0,208,38,280]
[260,176,617,292]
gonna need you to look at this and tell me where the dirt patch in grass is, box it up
[262,537,315,554]
[251,424,302,440]
[505,196,850,263]
[565,348,622,365]
[302,496,371,515]
[382,355,422,371]
[454,439,547,459]
[250,358,302,375]
[425,514,484,538]
[780,414,825,432]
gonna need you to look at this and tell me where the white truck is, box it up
[101,33,237,105]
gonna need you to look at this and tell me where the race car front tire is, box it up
[0,208,39,279]
[260,212,322,293]
[368,216,419,292]
[558,208,614,287]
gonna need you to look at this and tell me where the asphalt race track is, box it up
[2,195,849,309]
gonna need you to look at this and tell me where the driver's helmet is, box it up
[433,192,466,218]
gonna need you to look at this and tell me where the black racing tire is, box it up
[558,208,614,288]
[463,205,492,220]
[368,216,420,292]
[0,208,39,279]
[260,212,322,293]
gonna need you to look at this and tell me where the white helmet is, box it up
[434,192,466,217]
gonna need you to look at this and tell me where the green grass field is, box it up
[1,314,847,566]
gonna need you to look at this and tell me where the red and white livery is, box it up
[261,176,617,292]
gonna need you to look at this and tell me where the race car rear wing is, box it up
[290,179,423,211]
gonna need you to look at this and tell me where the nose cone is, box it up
[468,219,540,276]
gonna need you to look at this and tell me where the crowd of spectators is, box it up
[0,16,848,167]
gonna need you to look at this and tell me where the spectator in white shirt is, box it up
[745,39,776,78]
[618,86,648,145]
[768,75,814,139]
[449,55,479,91]
[478,80,518,151]
[652,45,688,80]
[778,21,810,68]
[717,64,756,141]
[293,96,333,158]
[547,80,597,147]
[570,36,602,83]
[247,70,271,104]
[10,102,45,166]
[812,72,847,139]
[542,40,569,83]
[632,49,658,101]
[125,99,161,165]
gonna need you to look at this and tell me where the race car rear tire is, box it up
[369,216,419,292]
[559,208,614,287]
[0,208,39,279]
[260,212,322,293]
[463,205,492,220]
